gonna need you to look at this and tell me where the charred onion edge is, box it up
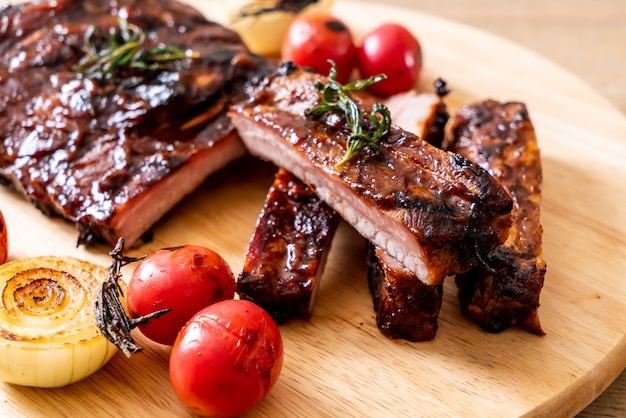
[95,238,170,357]
[237,0,322,19]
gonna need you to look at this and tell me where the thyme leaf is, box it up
[307,61,391,167]
[95,238,170,358]
[68,17,198,80]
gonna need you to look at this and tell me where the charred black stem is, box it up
[95,238,170,357]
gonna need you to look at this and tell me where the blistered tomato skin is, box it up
[357,23,422,97]
[281,12,356,83]
[170,299,284,417]
[127,245,236,346]
[0,210,7,265]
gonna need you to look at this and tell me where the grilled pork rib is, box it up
[367,244,443,341]
[365,85,449,341]
[0,0,270,246]
[230,64,513,285]
[237,168,339,322]
[444,100,546,334]
[385,79,449,148]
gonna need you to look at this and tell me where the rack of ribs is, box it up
[230,63,513,287]
[0,0,272,246]
[444,99,547,334]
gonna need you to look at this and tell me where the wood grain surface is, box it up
[2,1,626,417]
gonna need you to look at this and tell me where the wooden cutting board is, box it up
[2,1,626,416]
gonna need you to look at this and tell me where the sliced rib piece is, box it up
[444,99,546,334]
[0,0,271,246]
[365,84,450,341]
[237,168,340,322]
[367,244,443,342]
[384,79,450,148]
[230,64,513,285]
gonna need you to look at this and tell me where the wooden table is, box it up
[358,0,626,416]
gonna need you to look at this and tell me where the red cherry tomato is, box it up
[127,245,236,346]
[170,299,284,417]
[281,12,356,83]
[357,23,422,97]
[0,210,7,265]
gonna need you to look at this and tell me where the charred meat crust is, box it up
[238,168,340,323]
[230,66,512,285]
[0,0,272,246]
[367,244,443,342]
[444,99,546,335]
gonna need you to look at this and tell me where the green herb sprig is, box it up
[70,17,198,80]
[307,62,392,167]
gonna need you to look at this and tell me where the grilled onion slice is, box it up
[202,0,334,56]
[0,256,120,387]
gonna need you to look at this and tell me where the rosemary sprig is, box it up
[306,61,392,167]
[95,238,170,358]
[70,17,199,80]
